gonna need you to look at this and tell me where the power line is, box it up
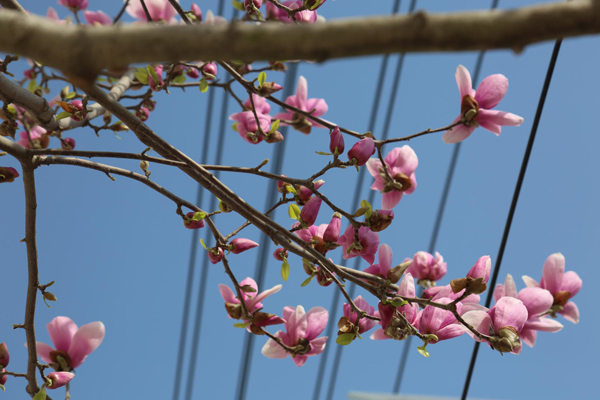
[234,62,300,400]
[392,15,495,391]
[312,1,402,398]
[460,38,563,400]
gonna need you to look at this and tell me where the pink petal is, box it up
[493,284,504,303]
[518,287,553,317]
[47,317,78,352]
[522,275,539,288]
[520,327,537,348]
[398,273,416,298]
[35,342,54,363]
[306,336,328,356]
[218,284,238,304]
[287,305,307,345]
[366,159,385,190]
[474,74,508,109]
[524,317,563,333]
[292,355,308,367]
[560,271,582,298]
[477,109,524,127]
[247,285,282,311]
[542,253,565,294]
[295,76,308,109]
[305,307,328,340]
[68,322,105,369]
[433,324,465,342]
[559,301,579,324]
[382,190,403,210]
[272,111,293,123]
[459,310,491,342]
[503,274,518,298]
[477,118,502,136]
[239,277,259,293]
[403,173,417,195]
[455,65,475,99]
[492,297,528,332]
[370,329,390,340]
[442,119,475,144]
[304,98,328,118]
[384,146,418,175]
[377,244,393,273]
[261,331,289,359]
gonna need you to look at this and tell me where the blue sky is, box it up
[1,0,598,399]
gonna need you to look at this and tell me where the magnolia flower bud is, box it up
[47,372,74,389]
[184,211,205,230]
[208,247,224,264]
[273,248,288,261]
[0,343,9,368]
[329,126,344,155]
[348,137,375,166]
[191,4,202,21]
[69,100,87,122]
[258,82,283,97]
[265,130,284,143]
[186,67,200,79]
[230,238,259,254]
[0,167,20,183]
[299,196,322,227]
[368,209,394,232]
[323,212,341,242]
[494,326,521,354]
[303,0,326,10]
[202,63,218,80]
[467,255,491,283]
[61,137,76,150]
[244,0,262,14]
[0,368,6,386]
[135,107,150,122]
[297,180,324,203]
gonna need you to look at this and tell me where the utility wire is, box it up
[392,15,495,391]
[234,62,300,400]
[460,38,563,400]
[311,1,402,398]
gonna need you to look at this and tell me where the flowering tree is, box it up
[0,0,593,398]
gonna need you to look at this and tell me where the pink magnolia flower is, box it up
[35,316,105,370]
[229,111,271,144]
[299,196,322,227]
[293,223,327,244]
[494,274,563,348]
[467,255,491,283]
[230,238,259,254]
[58,0,88,12]
[371,273,420,340]
[417,298,465,343]
[126,0,179,22]
[261,305,328,366]
[366,145,418,209]
[84,10,111,25]
[348,138,375,167]
[281,1,318,23]
[17,126,48,149]
[443,65,524,144]
[244,94,271,115]
[406,251,447,286]
[341,296,379,335]
[337,225,380,264]
[462,297,528,354]
[47,372,74,389]
[329,126,344,155]
[423,284,481,308]
[273,76,327,134]
[522,253,582,324]
[0,342,9,367]
[363,243,393,279]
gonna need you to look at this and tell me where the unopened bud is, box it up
[208,247,224,264]
[386,260,412,284]
[323,212,341,243]
[368,209,394,232]
[258,82,283,96]
[265,130,284,143]
[46,372,74,389]
[61,137,76,150]
[0,343,9,368]
[329,126,344,156]
[273,247,288,261]
[230,238,259,254]
[0,167,20,183]
[218,200,232,213]
[43,292,57,302]
[225,302,242,319]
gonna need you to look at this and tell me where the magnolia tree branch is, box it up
[0,1,598,77]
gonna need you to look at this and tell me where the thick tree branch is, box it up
[0,1,598,77]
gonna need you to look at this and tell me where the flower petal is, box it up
[492,297,528,332]
[382,190,403,210]
[261,331,289,359]
[306,336,328,356]
[442,120,475,144]
[477,109,524,127]
[47,317,78,352]
[384,146,418,175]
[398,273,416,298]
[295,76,308,109]
[474,74,508,109]
[218,284,238,304]
[524,317,563,333]
[287,305,307,345]
[559,301,579,324]
[246,285,282,311]
[35,342,54,363]
[518,287,553,317]
[68,322,105,369]
[542,253,565,294]
[292,355,308,367]
[456,65,475,99]
[561,271,582,298]
[434,324,465,342]
[522,275,539,288]
[305,98,328,118]
[305,306,328,340]
[460,311,491,341]
[520,327,537,348]
[377,244,393,274]
[369,329,390,340]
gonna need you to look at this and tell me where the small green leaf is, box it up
[65,91,77,100]
[233,322,251,328]
[32,385,47,400]
[417,345,430,358]
[231,0,245,11]
[56,111,73,120]
[192,211,206,221]
[300,276,313,287]
[199,78,209,93]
[353,207,370,217]
[146,65,159,84]
[285,186,297,194]
[0,383,5,391]
[281,259,290,281]
[270,119,280,134]
[231,122,238,132]
[113,132,123,140]
[288,204,301,220]
[27,79,38,92]
[200,238,209,250]
[360,199,373,219]
[315,151,332,156]
[390,299,408,308]
[135,68,149,84]
[336,333,355,346]
[258,71,267,88]
[6,104,16,115]
[172,74,186,84]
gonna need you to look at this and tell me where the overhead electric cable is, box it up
[460,38,563,400]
